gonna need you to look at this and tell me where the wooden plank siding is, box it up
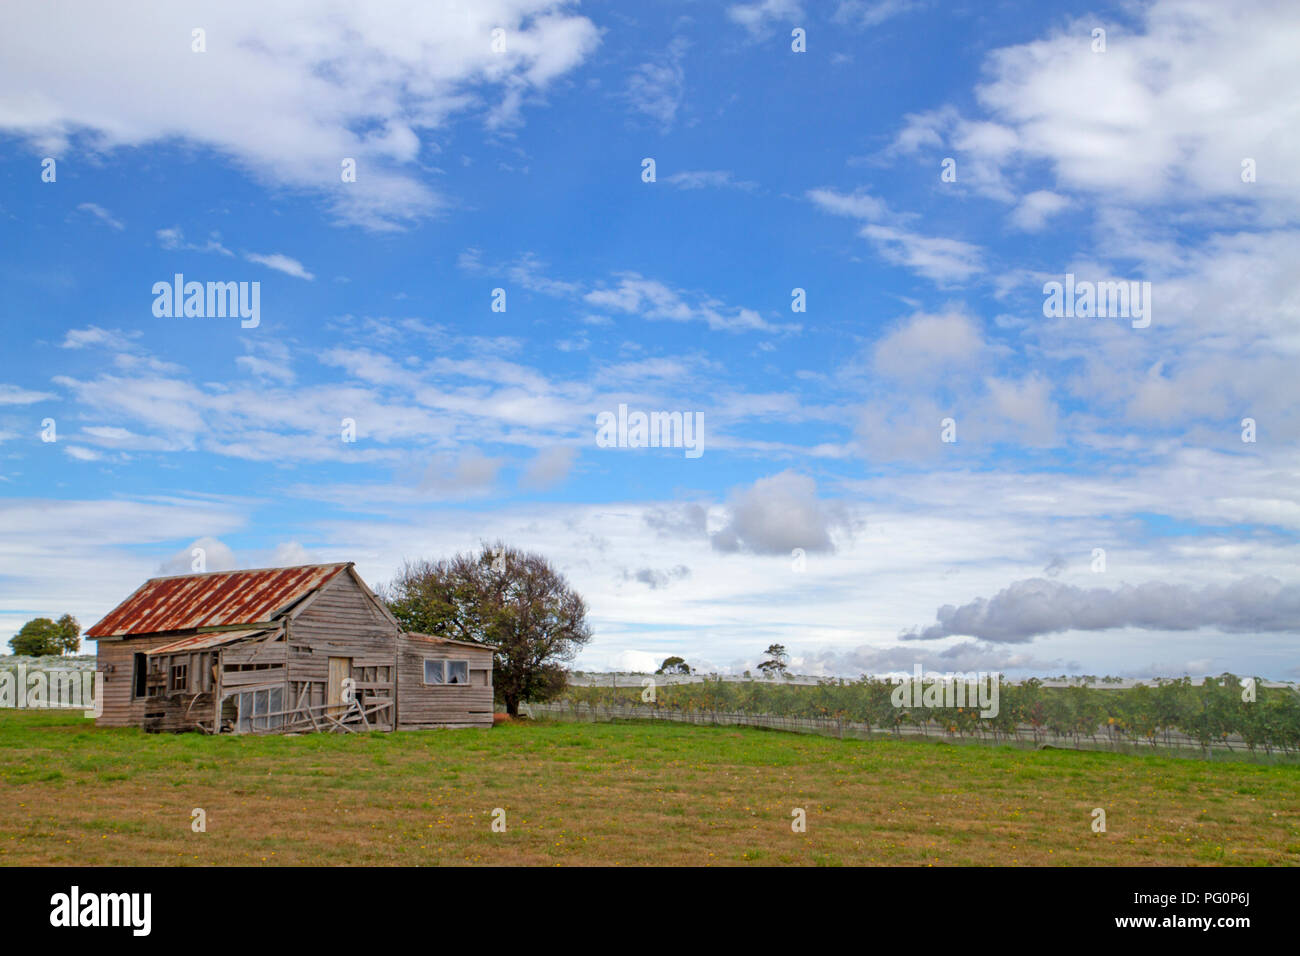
[94,563,495,734]
[396,635,494,729]
[286,570,401,732]
[96,634,196,727]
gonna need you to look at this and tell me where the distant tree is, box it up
[656,656,692,675]
[53,614,81,655]
[10,618,60,656]
[757,643,789,678]
[382,542,592,716]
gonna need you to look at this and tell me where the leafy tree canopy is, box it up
[382,543,591,716]
[8,614,79,657]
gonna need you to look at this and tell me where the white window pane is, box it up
[424,660,444,684]
[447,661,468,684]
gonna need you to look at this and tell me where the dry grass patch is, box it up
[1,711,1297,865]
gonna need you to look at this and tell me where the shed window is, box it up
[424,660,470,685]
[236,686,284,732]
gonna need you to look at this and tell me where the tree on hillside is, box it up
[382,543,592,716]
[757,643,789,679]
[656,656,692,675]
[9,615,80,657]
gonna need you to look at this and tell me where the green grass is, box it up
[2,710,1298,865]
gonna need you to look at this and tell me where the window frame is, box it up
[424,659,472,686]
[230,683,285,733]
[169,661,188,693]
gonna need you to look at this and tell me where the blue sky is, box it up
[2,0,1298,679]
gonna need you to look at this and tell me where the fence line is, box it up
[528,701,1298,757]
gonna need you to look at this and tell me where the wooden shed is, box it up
[87,562,494,734]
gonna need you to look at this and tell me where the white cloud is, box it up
[519,445,577,490]
[940,0,1300,215]
[583,273,787,332]
[0,496,249,645]
[806,187,889,221]
[871,309,985,379]
[236,339,296,385]
[807,187,984,284]
[270,541,314,567]
[76,202,124,230]
[626,37,689,130]
[245,252,314,280]
[711,471,845,555]
[160,536,239,575]
[859,224,984,284]
[728,0,804,38]
[0,1,600,230]
[664,169,757,191]
[1009,189,1070,232]
[156,226,233,256]
[832,0,919,28]
[418,450,505,499]
[0,384,55,405]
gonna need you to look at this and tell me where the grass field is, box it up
[2,710,1298,866]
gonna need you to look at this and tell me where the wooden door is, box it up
[327,657,352,717]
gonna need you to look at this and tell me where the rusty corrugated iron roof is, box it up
[403,631,494,652]
[146,628,272,656]
[87,563,351,638]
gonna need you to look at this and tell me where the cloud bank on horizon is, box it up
[1,0,1298,680]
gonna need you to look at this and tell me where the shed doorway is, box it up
[327,657,352,717]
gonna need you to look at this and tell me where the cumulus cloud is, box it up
[0,1,600,230]
[159,536,238,575]
[1008,190,1070,231]
[871,309,985,379]
[982,374,1058,445]
[903,576,1300,643]
[974,1,1300,210]
[270,541,313,567]
[711,471,845,554]
[892,1,1300,218]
